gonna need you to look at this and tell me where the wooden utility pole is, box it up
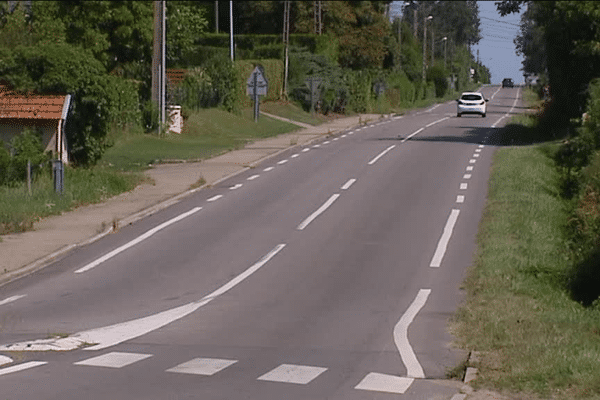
[283,1,290,99]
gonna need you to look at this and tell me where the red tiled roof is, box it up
[0,83,67,120]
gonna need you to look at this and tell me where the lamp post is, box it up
[442,36,447,70]
[422,15,432,81]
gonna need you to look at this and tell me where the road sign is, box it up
[247,66,268,96]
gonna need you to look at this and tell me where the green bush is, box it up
[427,64,450,98]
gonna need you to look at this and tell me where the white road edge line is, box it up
[297,194,340,230]
[75,207,203,274]
[430,209,461,268]
[341,179,356,190]
[393,289,431,379]
[368,145,396,165]
[0,361,47,376]
[1,245,287,352]
[0,295,26,306]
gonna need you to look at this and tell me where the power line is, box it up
[480,16,520,27]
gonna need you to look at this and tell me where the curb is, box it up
[1,116,385,287]
[450,351,480,400]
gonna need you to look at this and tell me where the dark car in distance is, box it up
[502,78,514,88]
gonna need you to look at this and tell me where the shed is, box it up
[0,81,71,163]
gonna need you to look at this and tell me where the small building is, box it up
[0,81,71,163]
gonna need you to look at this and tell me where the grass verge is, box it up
[452,133,600,398]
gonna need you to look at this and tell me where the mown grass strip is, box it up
[453,139,600,399]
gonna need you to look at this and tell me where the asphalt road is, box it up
[0,86,522,399]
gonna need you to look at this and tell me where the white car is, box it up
[456,92,488,117]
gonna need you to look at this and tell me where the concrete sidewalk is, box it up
[0,112,388,285]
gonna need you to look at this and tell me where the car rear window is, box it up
[461,94,482,101]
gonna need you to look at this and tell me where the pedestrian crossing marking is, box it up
[74,352,152,368]
[166,358,238,376]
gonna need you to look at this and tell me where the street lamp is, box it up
[442,36,447,70]
[422,15,432,81]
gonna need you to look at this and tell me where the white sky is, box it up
[390,1,525,84]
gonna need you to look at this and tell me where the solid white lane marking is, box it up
[456,195,465,203]
[3,245,287,352]
[460,183,468,190]
[341,179,356,190]
[473,153,480,158]
[291,154,299,158]
[166,358,237,376]
[302,148,310,152]
[247,174,260,180]
[263,167,274,172]
[277,159,288,165]
[207,195,222,202]
[469,159,476,164]
[75,207,202,273]
[0,295,26,306]
[401,127,424,143]
[297,194,340,230]
[466,166,474,171]
[74,352,152,368]
[355,372,414,394]
[0,361,47,376]
[257,364,327,384]
[426,116,450,128]
[393,289,431,379]
[430,209,461,267]
[368,145,396,165]
[229,184,243,190]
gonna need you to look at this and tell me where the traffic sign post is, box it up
[304,76,322,115]
[246,66,268,122]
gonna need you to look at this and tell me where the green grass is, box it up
[0,167,146,235]
[259,100,327,125]
[101,107,300,171]
[452,140,600,399]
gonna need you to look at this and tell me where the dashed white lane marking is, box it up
[393,289,431,378]
[460,183,468,190]
[368,145,396,165]
[323,141,330,145]
[463,174,472,179]
[257,364,327,384]
[302,148,310,152]
[466,166,474,171]
[277,159,288,165]
[333,138,339,141]
[229,184,243,190]
[430,209,461,268]
[355,372,414,394]
[75,206,203,274]
[291,154,299,158]
[475,148,482,153]
[426,116,450,128]
[247,174,260,180]
[473,153,480,158]
[263,167,274,172]
[0,361,47,376]
[166,358,237,376]
[297,194,340,230]
[457,195,465,203]
[341,178,356,190]
[490,86,501,100]
[479,144,485,148]
[74,352,152,368]
[207,195,222,202]
[0,295,26,306]
[469,159,477,164]
[348,131,354,135]
[341,134,347,138]
[313,144,321,148]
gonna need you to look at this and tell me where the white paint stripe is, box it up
[291,154,299,158]
[466,166,474,171]
[323,141,330,145]
[167,358,238,376]
[313,144,321,148]
[348,131,354,135]
[74,352,152,368]
[456,195,465,203]
[229,184,243,190]
[277,159,288,165]
[460,183,468,190]
[426,116,450,128]
[479,145,484,148]
[207,195,222,202]
[247,174,260,180]
[426,104,440,113]
[0,295,26,306]
[401,128,424,143]
[490,86,501,100]
[368,145,396,165]
[0,361,47,376]
[333,138,339,141]
[393,289,431,379]
[430,209,460,267]
[263,167,274,172]
[302,148,310,152]
[341,134,347,138]
[463,174,472,179]
[469,159,476,164]
[257,364,327,384]
[75,207,202,273]
[341,179,356,190]
[355,372,414,394]
[475,149,482,153]
[473,153,480,158]
[297,194,340,230]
